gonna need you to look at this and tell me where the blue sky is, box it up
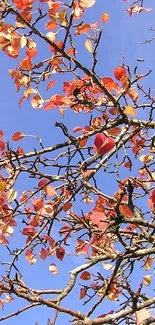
[1,1,155,324]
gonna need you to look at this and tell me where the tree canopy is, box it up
[0,0,155,324]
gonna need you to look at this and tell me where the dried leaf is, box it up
[49,263,58,274]
[124,105,136,116]
[85,39,93,53]
[143,275,152,286]
[7,189,17,203]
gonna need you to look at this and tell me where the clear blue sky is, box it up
[1,1,155,324]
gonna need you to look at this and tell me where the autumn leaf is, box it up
[44,185,56,197]
[0,141,5,151]
[0,130,4,138]
[124,105,136,116]
[101,13,109,23]
[90,211,107,229]
[38,179,49,188]
[19,56,32,71]
[119,204,134,218]
[45,20,58,30]
[148,189,155,212]
[75,24,91,35]
[85,39,93,52]
[12,132,24,141]
[25,249,37,264]
[23,226,36,237]
[39,248,48,260]
[127,88,139,102]
[26,47,37,58]
[47,80,56,90]
[0,235,9,245]
[94,133,115,155]
[143,275,152,286]
[63,202,72,211]
[7,189,17,203]
[56,247,65,261]
[49,263,58,274]
[114,67,127,81]
[80,271,91,280]
[46,32,57,42]
[78,0,95,8]
[79,288,86,299]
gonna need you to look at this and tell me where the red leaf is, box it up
[25,249,37,264]
[32,198,44,212]
[0,130,4,138]
[0,235,9,245]
[23,226,36,237]
[12,132,24,141]
[39,248,48,260]
[114,67,127,81]
[56,247,65,261]
[94,133,115,155]
[148,189,155,212]
[80,271,91,280]
[79,288,86,299]
[0,141,5,151]
[63,202,72,211]
[38,179,49,188]
[73,126,83,133]
[90,212,107,229]
[119,204,134,218]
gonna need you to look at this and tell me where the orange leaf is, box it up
[124,105,136,116]
[44,185,56,197]
[12,132,24,141]
[101,13,109,23]
[45,20,58,30]
[75,24,91,35]
[0,130,4,138]
[20,56,32,71]
[47,80,56,90]
[31,94,44,109]
[26,47,37,58]
[107,127,121,136]
[114,67,127,81]
[79,138,88,148]
[127,88,139,102]
[73,126,83,133]
[101,77,119,92]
